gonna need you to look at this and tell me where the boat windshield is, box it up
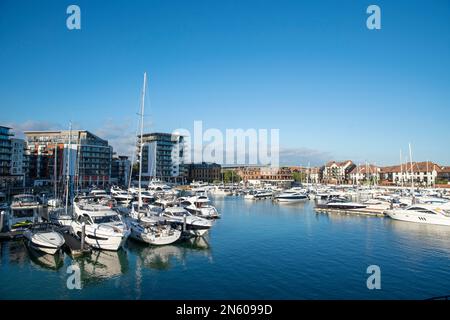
[12,208,35,218]
[14,196,36,203]
[93,215,121,224]
[167,210,189,217]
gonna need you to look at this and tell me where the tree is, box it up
[222,170,242,183]
[292,171,306,183]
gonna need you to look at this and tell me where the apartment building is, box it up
[322,160,355,184]
[25,130,113,187]
[139,132,187,182]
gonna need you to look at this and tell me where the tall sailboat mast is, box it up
[138,72,147,211]
[54,144,58,202]
[409,143,415,203]
[400,149,403,188]
[65,122,72,215]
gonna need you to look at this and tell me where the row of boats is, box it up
[193,182,450,226]
[0,185,221,257]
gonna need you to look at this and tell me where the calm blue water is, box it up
[1,196,450,299]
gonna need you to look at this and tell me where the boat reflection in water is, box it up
[386,218,450,254]
[76,249,129,283]
[26,246,64,270]
[127,236,212,270]
[1,240,28,265]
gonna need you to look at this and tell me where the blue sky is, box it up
[1,0,449,166]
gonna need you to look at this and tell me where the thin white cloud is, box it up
[5,120,64,138]
[94,118,138,159]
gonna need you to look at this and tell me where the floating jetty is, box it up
[62,232,92,257]
[314,205,386,217]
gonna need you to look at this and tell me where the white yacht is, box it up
[8,194,40,231]
[71,197,130,251]
[127,217,181,246]
[385,203,450,226]
[274,190,309,203]
[178,196,220,219]
[89,189,109,199]
[323,199,367,210]
[210,186,233,196]
[160,206,212,237]
[148,181,178,197]
[23,223,65,255]
[126,202,181,245]
[244,189,273,200]
[110,187,134,204]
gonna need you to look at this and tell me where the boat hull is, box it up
[71,223,130,251]
[275,196,308,203]
[386,210,450,226]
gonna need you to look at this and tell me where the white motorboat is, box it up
[244,189,273,200]
[49,207,73,227]
[210,186,233,196]
[160,206,212,237]
[275,190,309,203]
[323,200,367,210]
[23,223,65,255]
[71,197,130,251]
[178,196,221,219]
[8,194,40,231]
[127,217,181,245]
[89,189,109,199]
[148,181,179,197]
[125,202,181,245]
[385,203,450,226]
[110,187,134,204]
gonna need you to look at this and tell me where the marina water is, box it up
[1,196,449,299]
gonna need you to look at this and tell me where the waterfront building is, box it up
[437,166,450,185]
[25,130,113,188]
[379,161,440,186]
[349,164,380,185]
[236,166,294,188]
[0,126,12,177]
[138,132,187,183]
[10,138,28,186]
[308,167,323,184]
[0,126,26,189]
[187,162,221,183]
[288,166,323,184]
[322,160,355,184]
[111,154,131,186]
[10,138,27,175]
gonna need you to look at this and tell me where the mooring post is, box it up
[183,214,186,232]
[81,222,86,250]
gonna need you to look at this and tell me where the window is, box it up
[407,207,436,214]
[78,214,92,225]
